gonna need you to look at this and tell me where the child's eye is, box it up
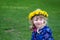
[35,19,38,21]
[34,18,38,21]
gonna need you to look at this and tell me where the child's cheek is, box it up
[33,21,37,24]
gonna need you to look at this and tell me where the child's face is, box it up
[32,15,46,28]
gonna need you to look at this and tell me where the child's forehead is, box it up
[34,15,45,18]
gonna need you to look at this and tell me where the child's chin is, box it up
[37,24,42,26]
[36,25,42,27]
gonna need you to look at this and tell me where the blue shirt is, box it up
[31,26,54,40]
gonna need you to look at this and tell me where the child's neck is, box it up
[37,23,46,30]
[37,25,46,33]
[37,24,46,32]
[37,25,44,30]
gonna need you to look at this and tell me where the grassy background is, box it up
[0,0,60,40]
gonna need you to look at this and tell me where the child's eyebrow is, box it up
[35,16,40,18]
[40,17,43,18]
[39,16,45,19]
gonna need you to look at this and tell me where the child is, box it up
[28,9,54,40]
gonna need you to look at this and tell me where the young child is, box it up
[28,9,54,40]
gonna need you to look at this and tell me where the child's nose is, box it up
[37,19,42,21]
[37,20,41,22]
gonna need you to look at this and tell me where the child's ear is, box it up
[44,20,47,25]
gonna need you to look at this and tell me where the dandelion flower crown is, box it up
[28,9,48,20]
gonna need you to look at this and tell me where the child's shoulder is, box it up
[44,26,52,32]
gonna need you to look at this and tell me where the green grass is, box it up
[0,0,60,40]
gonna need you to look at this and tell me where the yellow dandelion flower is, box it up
[28,9,48,20]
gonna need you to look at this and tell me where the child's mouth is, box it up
[37,23,42,25]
